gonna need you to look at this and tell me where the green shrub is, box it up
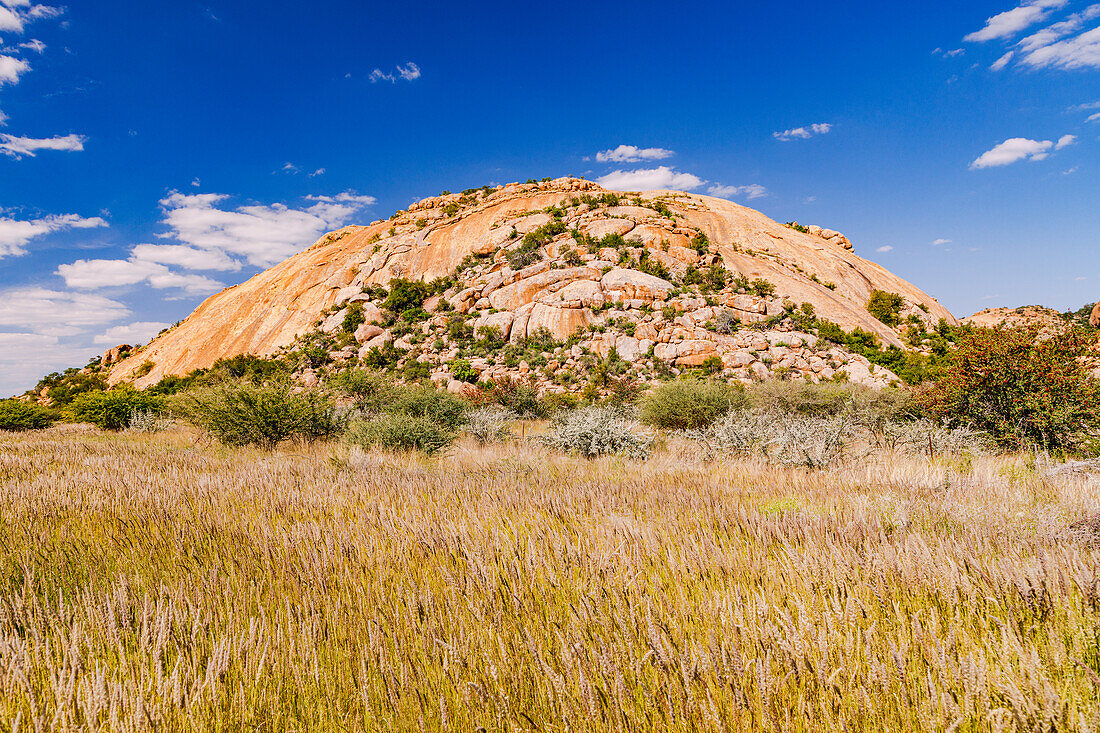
[506,222,566,270]
[27,370,108,408]
[388,385,466,428]
[347,413,456,455]
[745,381,912,423]
[341,302,366,333]
[172,381,343,447]
[327,369,397,413]
[867,290,905,326]
[450,358,479,383]
[640,378,746,430]
[917,326,1100,452]
[750,278,776,298]
[383,278,432,314]
[0,400,59,431]
[68,387,164,430]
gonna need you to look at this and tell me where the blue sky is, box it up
[1,0,1099,395]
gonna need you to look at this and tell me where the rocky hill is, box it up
[961,305,1067,330]
[107,177,956,393]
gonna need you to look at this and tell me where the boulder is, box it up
[600,268,673,302]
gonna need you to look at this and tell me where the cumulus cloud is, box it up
[0,285,126,396]
[964,0,1067,42]
[158,189,376,268]
[369,62,421,83]
[876,245,894,252]
[0,213,107,258]
[130,243,241,271]
[0,133,85,158]
[595,145,675,163]
[0,54,28,84]
[0,2,60,35]
[0,287,129,334]
[932,238,952,245]
[93,321,171,346]
[970,137,1059,168]
[595,166,705,192]
[773,123,832,141]
[54,189,377,302]
[707,183,768,200]
[56,257,223,295]
[1055,133,1076,149]
[1088,112,1100,122]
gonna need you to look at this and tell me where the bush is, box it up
[745,381,911,421]
[450,358,479,383]
[327,369,397,414]
[347,413,456,455]
[388,385,466,428]
[540,406,653,459]
[750,278,775,298]
[640,378,746,430]
[867,290,904,326]
[127,409,173,433]
[916,326,1100,452]
[686,410,852,468]
[0,399,59,431]
[465,407,515,445]
[871,418,993,456]
[172,381,344,447]
[482,377,544,418]
[383,278,432,314]
[69,387,164,430]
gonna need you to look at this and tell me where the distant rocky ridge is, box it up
[107,177,957,393]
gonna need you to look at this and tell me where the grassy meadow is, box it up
[1,424,1099,731]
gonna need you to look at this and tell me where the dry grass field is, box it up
[1,425,1100,731]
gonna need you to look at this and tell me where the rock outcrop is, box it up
[962,306,1066,330]
[109,177,955,391]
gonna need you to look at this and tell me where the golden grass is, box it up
[1,427,1099,731]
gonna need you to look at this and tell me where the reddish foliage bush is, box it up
[916,326,1100,452]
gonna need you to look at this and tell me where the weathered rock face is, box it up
[1090,303,1100,329]
[109,177,956,389]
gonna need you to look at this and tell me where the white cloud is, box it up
[932,238,952,245]
[190,177,200,187]
[707,183,767,200]
[773,123,832,141]
[16,38,44,53]
[595,166,705,191]
[369,61,421,83]
[1055,133,1076,149]
[595,145,675,163]
[970,137,1056,168]
[1070,101,1100,111]
[157,189,375,268]
[281,162,298,173]
[0,286,129,334]
[0,2,60,35]
[991,51,1015,69]
[0,133,85,158]
[964,0,1067,42]
[1064,165,1080,174]
[876,245,894,252]
[1021,25,1100,69]
[93,321,171,346]
[0,213,107,258]
[0,54,28,84]
[56,257,223,294]
[309,167,325,177]
[130,243,241,271]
